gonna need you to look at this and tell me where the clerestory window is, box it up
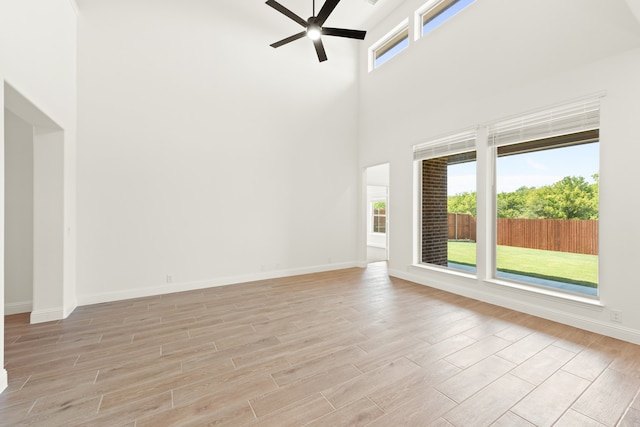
[416,0,475,39]
[369,20,409,70]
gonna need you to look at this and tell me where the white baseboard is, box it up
[0,368,7,394]
[367,243,387,249]
[389,268,640,345]
[30,307,67,324]
[64,301,77,319]
[78,262,360,307]
[4,301,32,315]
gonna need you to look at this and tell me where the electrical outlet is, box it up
[611,309,622,323]
[166,274,173,283]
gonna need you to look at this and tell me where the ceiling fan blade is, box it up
[270,31,307,48]
[315,0,340,26]
[322,27,366,40]
[313,38,328,62]
[265,0,308,27]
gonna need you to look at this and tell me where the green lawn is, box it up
[448,241,598,288]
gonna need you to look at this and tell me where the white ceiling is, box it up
[267,0,406,28]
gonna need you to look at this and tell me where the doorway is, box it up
[365,163,389,263]
[3,82,68,323]
[4,108,34,314]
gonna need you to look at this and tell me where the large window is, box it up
[413,97,601,300]
[489,99,601,297]
[414,130,477,273]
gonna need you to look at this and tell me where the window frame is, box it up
[488,97,602,299]
[491,136,600,298]
[414,0,475,41]
[368,19,409,71]
[411,95,604,305]
[413,129,478,274]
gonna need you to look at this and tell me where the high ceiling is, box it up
[269,0,405,28]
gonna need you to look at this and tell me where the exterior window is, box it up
[369,21,409,70]
[417,0,475,38]
[490,99,601,297]
[372,201,387,233]
[414,131,476,273]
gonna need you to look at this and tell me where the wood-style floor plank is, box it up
[2,262,640,426]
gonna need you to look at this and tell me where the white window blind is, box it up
[413,129,477,161]
[488,97,601,148]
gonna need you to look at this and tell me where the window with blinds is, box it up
[488,98,601,149]
[490,96,601,297]
[414,129,477,273]
[413,129,477,161]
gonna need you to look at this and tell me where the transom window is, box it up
[369,20,409,71]
[416,0,475,39]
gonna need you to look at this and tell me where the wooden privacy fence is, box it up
[448,213,598,255]
[448,213,477,241]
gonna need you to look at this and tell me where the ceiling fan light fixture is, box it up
[307,25,321,40]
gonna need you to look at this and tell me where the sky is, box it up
[448,142,600,195]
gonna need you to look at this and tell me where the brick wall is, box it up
[422,158,448,266]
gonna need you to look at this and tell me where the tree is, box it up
[448,192,476,217]
[526,176,598,220]
[497,186,534,218]
[447,175,598,220]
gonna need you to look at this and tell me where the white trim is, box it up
[368,18,409,72]
[368,242,386,249]
[414,0,443,40]
[485,278,601,308]
[68,0,79,15]
[414,0,477,41]
[30,307,66,324]
[77,262,360,307]
[4,301,32,315]
[389,268,640,345]
[0,369,7,394]
[64,301,77,319]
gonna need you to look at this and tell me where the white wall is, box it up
[4,110,34,314]
[76,0,360,304]
[0,0,77,392]
[358,0,640,343]
[0,80,5,393]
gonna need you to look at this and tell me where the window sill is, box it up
[485,278,604,311]
[409,263,603,311]
[411,262,477,280]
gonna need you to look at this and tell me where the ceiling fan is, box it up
[266,0,367,62]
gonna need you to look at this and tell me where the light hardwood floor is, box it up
[2,262,640,426]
